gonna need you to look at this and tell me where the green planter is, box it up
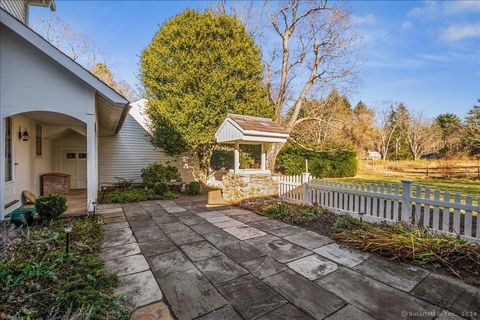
[10,208,35,226]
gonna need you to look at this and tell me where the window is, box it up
[66,153,76,159]
[79,152,87,159]
[35,123,42,156]
[5,117,12,182]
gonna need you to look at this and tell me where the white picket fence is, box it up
[276,174,480,242]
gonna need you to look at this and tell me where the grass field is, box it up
[330,175,480,201]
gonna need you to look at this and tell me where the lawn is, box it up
[329,175,480,201]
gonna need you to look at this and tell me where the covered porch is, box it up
[1,8,129,219]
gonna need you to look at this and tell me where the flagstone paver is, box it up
[411,273,480,319]
[325,304,376,320]
[149,250,195,277]
[257,303,312,320]
[195,255,249,284]
[287,254,338,280]
[167,229,204,245]
[354,255,430,292]
[284,231,333,249]
[189,223,221,235]
[116,270,162,308]
[266,225,305,237]
[138,238,177,257]
[314,243,371,268]
[245,234,312,263]
[233,213,269,223]
[241,256,287,279]
[99,198,472,320]
[156,267,228,320]
[223,225,266,240]
[264,269,346,320]
[101,242,141,261]
[217,274,287,319]
[197,305,243,320]
[180,241,223,262]
[317,268,439,320]
[104,254,149,276]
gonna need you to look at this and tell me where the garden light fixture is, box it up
[64,224,72,254]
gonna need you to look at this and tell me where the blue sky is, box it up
[30,1,480,119]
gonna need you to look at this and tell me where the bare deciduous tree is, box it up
[374,105,398,161]
[406,114,441,160]
[219,0,358,168]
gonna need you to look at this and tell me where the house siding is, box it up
[1,0,27,24]
[98,115,199,186]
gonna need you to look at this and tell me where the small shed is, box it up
[215,114,289,174]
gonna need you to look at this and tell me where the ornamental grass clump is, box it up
[334,221,480,285]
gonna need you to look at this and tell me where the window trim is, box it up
[5,117,13,182]
[35,123,43,158]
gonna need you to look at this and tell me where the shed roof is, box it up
[215,114,289,143]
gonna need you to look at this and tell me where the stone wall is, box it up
[221,172,278,203]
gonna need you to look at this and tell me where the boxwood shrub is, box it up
[276,145,358,178]
[188,181,201,195]
[141,163,180,188]
[35,194,67,220]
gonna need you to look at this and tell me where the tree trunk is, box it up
[197,144,214,183]
[266,142,286,171]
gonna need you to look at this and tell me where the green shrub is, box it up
[276,145,358,178]
[103,188,176,204]
[160,191,177,200]
[265,203,322,225]
[141,163,180,188]
[188,181,201,195]
[35,194,67,220]
[153,181,169,196]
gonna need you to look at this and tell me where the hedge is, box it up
[276,146,358,178]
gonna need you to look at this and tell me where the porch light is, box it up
[64,224,73,254]
[18,126,30,141]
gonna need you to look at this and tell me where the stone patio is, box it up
[99,196,480,320]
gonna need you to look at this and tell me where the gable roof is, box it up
[0,8,129,106]
[227,114,289,134]
[215,114,289,144]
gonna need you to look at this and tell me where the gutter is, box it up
[115,103,132,133]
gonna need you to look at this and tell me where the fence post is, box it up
[303,172,311,205]
[401,180,413,223]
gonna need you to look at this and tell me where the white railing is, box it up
[277,174,480,242]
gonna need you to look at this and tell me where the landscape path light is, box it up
[64,224,73,254]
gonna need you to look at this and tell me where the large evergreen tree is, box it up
[463,100,480,156]
[140,10,273,171]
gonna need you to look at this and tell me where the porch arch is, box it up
[1,110,97,220]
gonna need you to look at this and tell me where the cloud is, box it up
[351,13,376,26]
[440,23,480,42]
[407,1,480,18]
[401,21,412,30]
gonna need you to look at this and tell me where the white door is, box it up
[61,151,87,189]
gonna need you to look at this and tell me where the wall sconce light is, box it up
[18,126,30,141]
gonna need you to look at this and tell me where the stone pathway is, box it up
[99,196,480,320]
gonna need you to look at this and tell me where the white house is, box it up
[0,1,198,219]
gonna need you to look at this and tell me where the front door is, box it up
[61,151,87,189]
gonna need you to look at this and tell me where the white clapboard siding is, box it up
[99,115,198,185]
[277,176,480,242]
[1,0,27,24]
